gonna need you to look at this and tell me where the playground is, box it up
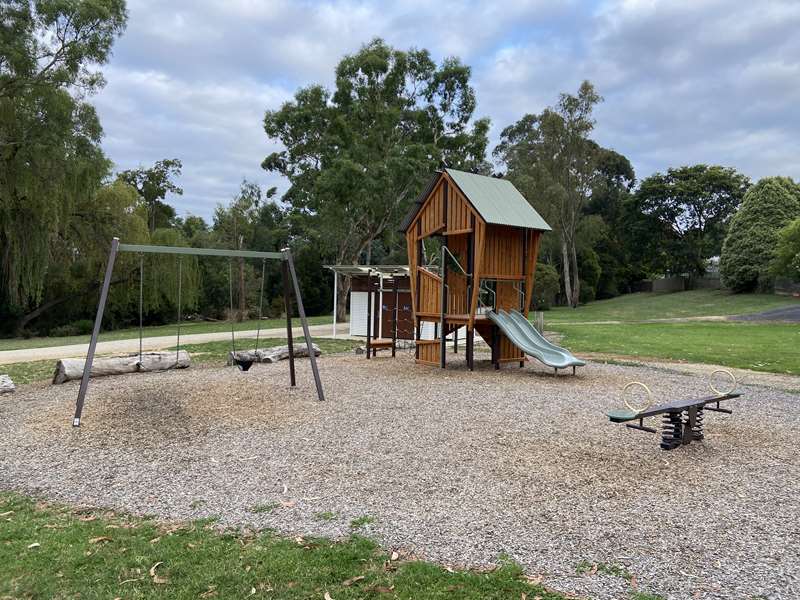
[2,168,800,599]
[2,349,799,599]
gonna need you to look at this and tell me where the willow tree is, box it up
[0,0,128,328]
[262,38,490,320]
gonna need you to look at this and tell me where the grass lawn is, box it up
[0,315,334,352]
[0,492,567,600]
[1,337,361,386]
[552,321,800,375]
[546,289,800,323]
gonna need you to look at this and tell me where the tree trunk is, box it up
[336,275,350,322]
[570,240,580,307]
[0,374,14,394]
[14,271,135,335]
[228,343,321,365]
[560,239,574,308]
[52,351,191,384]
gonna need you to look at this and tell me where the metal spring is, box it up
[660,412,683,450]
[691,408,704,440]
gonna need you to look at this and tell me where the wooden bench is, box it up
[607,393,741,450]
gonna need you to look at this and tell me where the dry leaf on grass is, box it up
[27,542,40,549]
[0,511,13,517]
[149,537,161,544]
[149,561,168,584]
[200,585,217,598]
[89,536,112,544]
[366,585,395,594]
[524,574,544,585]
[342,575,365,586]
[324,592,334,600]
[390,551,399,561]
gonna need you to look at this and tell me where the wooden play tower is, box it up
[401,168,551,370]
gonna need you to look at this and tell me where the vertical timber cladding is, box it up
[405,169,545,366]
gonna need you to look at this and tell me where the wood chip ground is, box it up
[1,349,798,599]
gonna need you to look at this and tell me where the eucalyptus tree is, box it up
[0,0,128,330]
[262,38,490,320]
[118,158,184,232]
[495,81,603,307]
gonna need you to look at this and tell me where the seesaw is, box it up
[606,370,741,451]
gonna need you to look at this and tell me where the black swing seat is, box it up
[607,393,741,450]
[233,357,254,372]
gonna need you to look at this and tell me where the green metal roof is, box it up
[445,168,551,231]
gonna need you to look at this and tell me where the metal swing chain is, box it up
[176,257,182,366]
[138,253,144,365]
[254,258,266,353]
[228,260,237,356]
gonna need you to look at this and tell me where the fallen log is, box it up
[0,374,14,394]
[227,343,321,366]
[52,351,191,384]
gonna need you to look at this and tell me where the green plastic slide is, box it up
[487,309,585,370]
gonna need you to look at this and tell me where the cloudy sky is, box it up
[92,0,800,221]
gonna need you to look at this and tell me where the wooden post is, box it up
[492,325,500,370]
[467,214,476,371]
[366,269,372,360]
[467,328,474,371]
[440,244,447,369]
[392,275,398,358]
[281,260,296,386]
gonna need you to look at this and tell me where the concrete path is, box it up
[0,323,352,365]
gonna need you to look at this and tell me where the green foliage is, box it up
[0,0,127,311]
[349,515,376,530]
[118,158,183,232]
[720,177,800,292]
[532,263,560,310]
[0,492,566,600]
[495,81,605,307]
[772,217,800,282]
[263,38,489,317]
[48,319,93,337]
[578,248,601,304]
[636,165,750,277]
[248,502,280,514]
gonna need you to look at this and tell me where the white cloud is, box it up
[91,0,800,220]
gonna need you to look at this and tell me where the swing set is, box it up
[72,237,325,427]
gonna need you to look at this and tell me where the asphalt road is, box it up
[730,305,800,322]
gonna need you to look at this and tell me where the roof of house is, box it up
[399,168,551,232]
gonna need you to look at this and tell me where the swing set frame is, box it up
[72,237,325,427]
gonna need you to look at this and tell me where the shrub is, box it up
[49,324,78,337]
[531,263,560,310]
[720,177,800,292]
[49,319,95,337]
[772,217,800,282]
[72,319,94,334]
